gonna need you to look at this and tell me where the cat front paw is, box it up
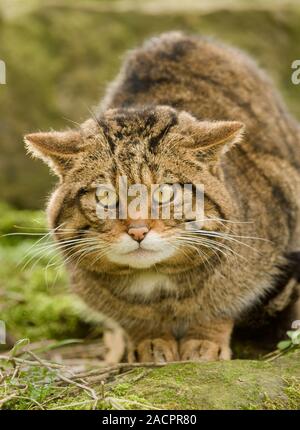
[135,338,179,363]
[179,339,231,361]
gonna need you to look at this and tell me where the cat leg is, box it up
[179,319,234,361]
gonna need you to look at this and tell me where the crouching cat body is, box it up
[25,32,300,362]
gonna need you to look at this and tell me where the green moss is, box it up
[0,202,45,245]
[0,203,96,343]
[1,365,58,410]
[112,383,132,397]
[109,351,300,410]
[260,377,300,410]
[1,350,299,410]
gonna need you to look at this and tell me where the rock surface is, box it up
[109,350,300,409]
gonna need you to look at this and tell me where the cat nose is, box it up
[127,224,149,242]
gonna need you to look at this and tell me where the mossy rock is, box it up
[108,350,300,410]
[6,349,297,410]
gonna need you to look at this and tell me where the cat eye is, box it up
[96,186,119,208]
[152,184,176,205]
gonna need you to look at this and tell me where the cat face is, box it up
[25,106,244,272]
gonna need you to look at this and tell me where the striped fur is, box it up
[25,32,300,362]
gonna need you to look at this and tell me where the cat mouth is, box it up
[110,248,165,269]
[124,248,159,256]
[119,246,159,257]
[108,246,170,269]
[108,237,176,268]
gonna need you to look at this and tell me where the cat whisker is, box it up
[19,236,92,263]
[21,237,101,271]
[183,225,270,243]
[181,230,263,255]
[180,236,248,262]
[167,240,197,266]
[174,236,232,258]
[174,234,246,262]
[171,238,219,272]
[184,217,254,226]
[89,247,111,268]
[41,241,107,275]
[74,243,110,268]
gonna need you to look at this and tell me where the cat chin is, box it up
[107,248,175,269]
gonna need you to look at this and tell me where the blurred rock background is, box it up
[1,0,300,209]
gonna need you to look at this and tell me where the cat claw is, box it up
[135,338,179,363]
[179,339,231,361]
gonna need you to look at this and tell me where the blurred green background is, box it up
[0,2,300,410]
[1,0,300,349]
[1,0,300,209]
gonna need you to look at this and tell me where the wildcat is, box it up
[25,32,300,362]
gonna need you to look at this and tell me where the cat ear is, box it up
[193,121,245,156]
[24,129,85,177]
[178,113,245,160]
[25,119,105,177]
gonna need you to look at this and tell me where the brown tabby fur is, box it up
[25,32,300,362]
